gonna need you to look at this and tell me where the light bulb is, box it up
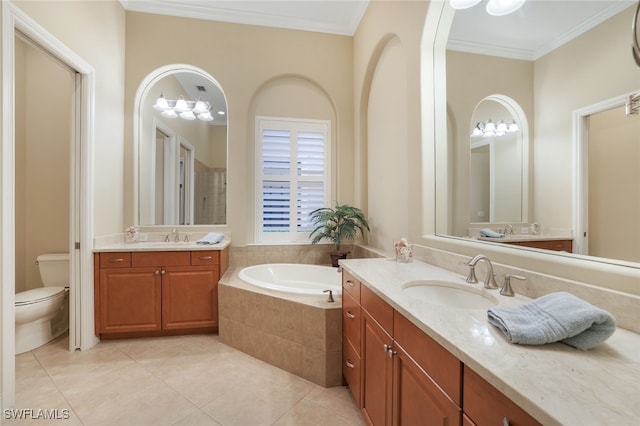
[508,122,519,132]
[486,0,527,16]
[193,100,209,114]
[174,97,189,113]
[496,121,508,133]
[161,109,177,118]
[484,120,496,132]
[179,110,196,120]
[450,0,482,10]
[197,112,214,122]
[153,94,169,111]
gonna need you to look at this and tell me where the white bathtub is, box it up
[238,263,342,296]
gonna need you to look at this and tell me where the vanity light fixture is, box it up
[626,93,640,116]
[451,0,527,16]
[153,94,214,122]
[471,120,519,137]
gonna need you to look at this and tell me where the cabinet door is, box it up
[162,266,219,330]
[362,310,393,426]
[392,343,461,426]
[99,267,162,333]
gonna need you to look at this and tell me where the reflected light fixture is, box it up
[471,120,519,137]
[450,0,526,16]
[153,94,214,122]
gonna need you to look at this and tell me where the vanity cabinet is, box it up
[463,366,541,426]
[354,283,461,426]
[502,239,573,252]
[94,248,228,337]
[342,270,541,426]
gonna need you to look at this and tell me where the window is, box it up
[256,117,331,243]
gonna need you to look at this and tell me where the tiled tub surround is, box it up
[218,267,343,387]
[339,257,640,425]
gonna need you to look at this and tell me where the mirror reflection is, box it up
[469,97,525,224]
[138,70,227,225]
[441,1,639,264]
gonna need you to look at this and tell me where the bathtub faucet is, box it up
[323,290,335,303]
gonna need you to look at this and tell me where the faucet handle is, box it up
[501,274,525,297]
[465,264,478,284]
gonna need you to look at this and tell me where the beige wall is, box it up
[353,0,429,255]
[533,5,638,229]
[123,12,353,246]
[13,0,126,237]
[14,38,72,293]
[446,51,533,235]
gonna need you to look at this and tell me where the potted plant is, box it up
[309,202,370,267]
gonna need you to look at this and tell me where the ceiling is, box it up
[121,0,370,36]
[448,0,636,60]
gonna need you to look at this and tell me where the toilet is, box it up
[15,253,70,354]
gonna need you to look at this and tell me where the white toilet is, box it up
[15,253,70,354]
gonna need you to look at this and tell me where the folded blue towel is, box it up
[196,232,224,245]
[487,292,616,350]
[480,228,504,238]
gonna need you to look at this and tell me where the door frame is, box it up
[1,2,96,409]
[572,89,639,257]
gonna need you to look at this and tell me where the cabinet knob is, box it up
[346,280,355,287]
[345,359,355,369]
[154,270,160,275]
[502,417,510,426]
[346,310,355,319]
[383,344,396,357]
[160,270,166,275]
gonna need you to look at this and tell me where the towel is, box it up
[196,232,224,245]
[487,292,616,350]
[480,228,504,238]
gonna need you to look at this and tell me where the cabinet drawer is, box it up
[191,251,220,266]
[132,251,190,267]
[99,252,132,268]
[343,338,362,407]
[342,291,361,355]
[394,311,462,405]
[361,285,393,336]
[342,270,361,302]
[463,365,541,426]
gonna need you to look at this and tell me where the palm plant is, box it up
[309,202,370,255]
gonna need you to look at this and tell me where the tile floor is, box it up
[8,334,365,425]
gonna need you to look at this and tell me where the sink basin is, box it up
[402,280,496,310]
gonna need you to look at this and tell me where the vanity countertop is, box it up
[477,234,571,242]
[93,239,231,252]
[339,257,640,426]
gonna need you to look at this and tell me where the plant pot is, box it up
[329,251,350,267]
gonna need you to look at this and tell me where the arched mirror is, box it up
[135,65,227,226]
[469,96,527,225]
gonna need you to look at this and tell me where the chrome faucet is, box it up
[501,274,526,297]
[503,224,514,235]
[466,255,499,289]
[171,228,179,242]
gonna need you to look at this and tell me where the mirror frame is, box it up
[133,63,228,227]
[419,1,640,295]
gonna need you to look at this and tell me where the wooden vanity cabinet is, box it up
[357,285,461,426]
[343,270,542,426]
[463,366,541,426]
[342,270,363,406]
[502,239,573,252]
[95,248,228,337]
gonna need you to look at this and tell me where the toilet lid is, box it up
[15,287,66,306]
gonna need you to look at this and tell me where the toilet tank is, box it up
[37,253,70,286]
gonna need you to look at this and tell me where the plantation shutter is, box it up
[257,118,330,242]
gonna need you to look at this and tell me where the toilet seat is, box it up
[15,287,66,306]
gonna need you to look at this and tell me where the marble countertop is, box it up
[93,239,231,252]
[339,257,640,426]
[477,234,572,242]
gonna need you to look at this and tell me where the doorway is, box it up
[2,5,96,409]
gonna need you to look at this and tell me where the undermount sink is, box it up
[402,280,496,310]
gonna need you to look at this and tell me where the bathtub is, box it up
[238,263,342,296]
[219,263,344,387]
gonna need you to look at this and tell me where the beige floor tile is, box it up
[12,333,365,426]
